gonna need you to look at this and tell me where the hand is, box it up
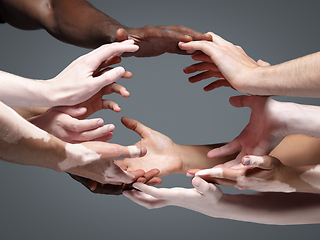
[47,40,138,106]
[30,82,130,143]
[123,177,223,215]
[58,141,147,185]
[69,169,162,195]
[191,155,298,193]
[116,27,212,57]
[179,32,270,94]
[207,95,289,167]
[115,117,184,176]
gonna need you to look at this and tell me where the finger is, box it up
[257,59,271,67]
[183,62,219,74]
[145,177,162,186]
[179,41,217,57]
[191,52,213,63]
[116,28,129,42]
[204,79,233,91]
[88,40,139,67]
[93,56,122,77]
[229,95,262,108]
[186,169,202,177]
[111,144,147,160]
[165,25,210,41]
[102,83,130,98]
[74,124,115,142]
[121,117,152,138]
[95,66,133,79]
[101,99,121,112]
[242,155,278,170]
[53,106,88,118]
[188,71,224,83]
[207,138,241,158]
[61,116,108,133]
[94,66,126,86]
[192,177,217,195]
[123,190,166,209]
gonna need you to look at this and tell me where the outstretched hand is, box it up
[48,40,138,106]
[69,168,162,195]
[123,177,223,215]
[190,155,297,193]
[115,117,184,176]
[206,95,289,167]
[179,32,270,94]
[29,82,130,143]
[116,27,212,57]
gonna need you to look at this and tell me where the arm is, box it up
[0,0,211,56]
[29,77,131,144]
[124,177,320,225]
[179,32,320,97]
[115,117,236,177]
[14,107,49,119]
[0,101,146,184]
[0,41,138,107]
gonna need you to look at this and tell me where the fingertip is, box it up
[242,156,250,165]
[89,180,98,191]
[116,66,125,76]
[140,147,147,157]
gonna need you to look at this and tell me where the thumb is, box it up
[242,155,278,170]
[192,177,216,195]
[257,59,271,67]
[121,117,151,138]
[116,28,129,42]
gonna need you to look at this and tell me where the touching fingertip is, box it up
[242,157,250,165]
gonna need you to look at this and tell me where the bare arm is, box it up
[0,0,211,55]
[0,101,146,184]
[180,33,320,97]
[125,178,320,225]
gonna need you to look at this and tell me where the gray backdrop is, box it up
[1,0,320,239]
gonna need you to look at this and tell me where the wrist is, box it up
[245,66,274,95]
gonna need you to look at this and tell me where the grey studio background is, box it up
[1,0,320,239]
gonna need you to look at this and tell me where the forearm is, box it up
[282,102,320,138]
[210,192,320,225]
[0,0,124,48]
[14,107,50,119]
[271,134,320,166]
[177,143,236,173]
[46,0,125,48]
[253,52,320,97]
[0,101,64,171]
[0,70,51,107]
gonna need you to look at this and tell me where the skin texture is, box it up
[29,81,130,143]
[206,95,320,168]
[0,100,148,185]
[179,32,320,97]
[0,40,138,107]
[0,0,211,55]
[124,178,320,225]
[115,117,235,177]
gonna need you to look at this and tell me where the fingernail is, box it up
[243,157,250,165]
[186,173,194,177]
[77,107,86,112]
[140,147,147,156]
[108,124,115,132]
[116,67,125,75]
[192,177,201,187]
[196,168,223,178]
[97,119,104,126]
